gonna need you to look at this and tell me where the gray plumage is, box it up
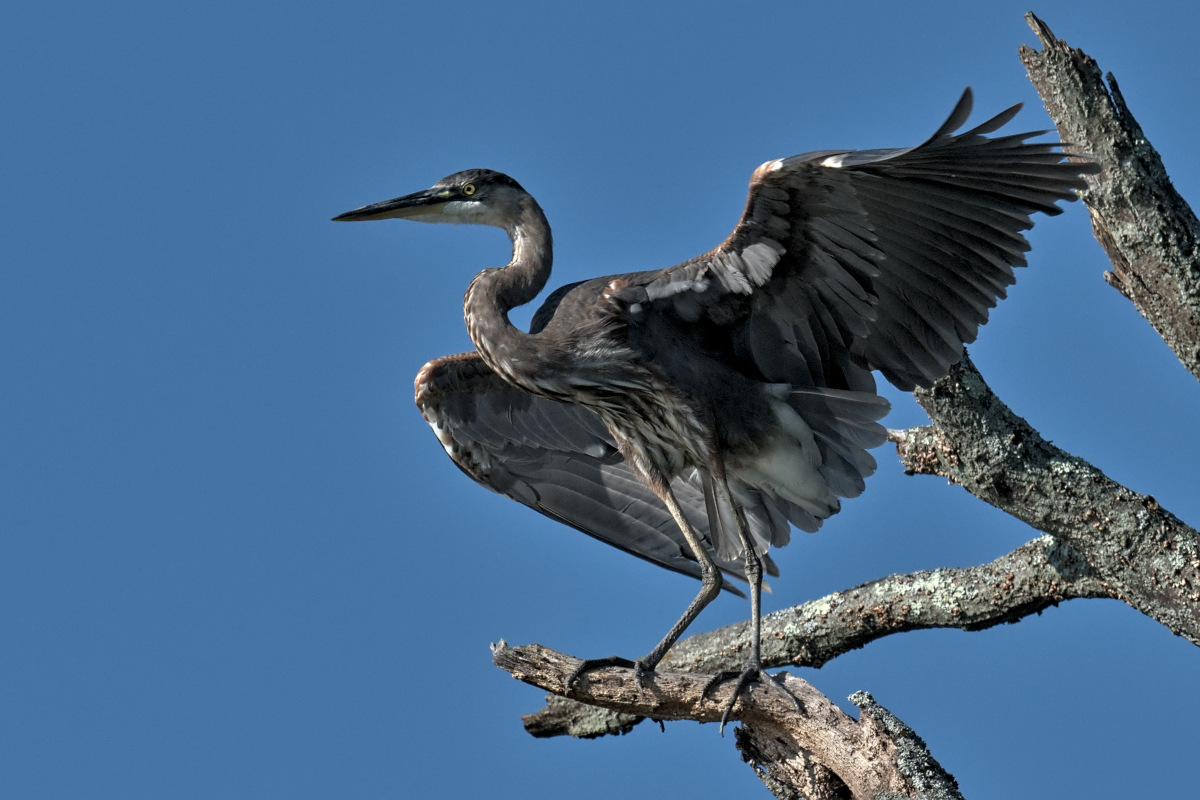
[335,88,1097,696]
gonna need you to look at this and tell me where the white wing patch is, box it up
[741,241,785,285]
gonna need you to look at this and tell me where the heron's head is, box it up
[332,169,529,230]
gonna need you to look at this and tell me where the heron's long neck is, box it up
[463,196,553,384]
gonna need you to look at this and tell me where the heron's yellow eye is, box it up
[462,184,476,196]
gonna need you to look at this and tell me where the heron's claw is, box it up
[566,655,653,692]
[702,662,803,735]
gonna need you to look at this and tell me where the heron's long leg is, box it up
[707,471,764,662]
[703,458,802,733]
[566,472,723,690]
[636,476,725,670]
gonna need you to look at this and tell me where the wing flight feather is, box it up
[414,353,782,590]
[615,87,1097,394]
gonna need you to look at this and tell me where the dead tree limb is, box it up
[897,354,1200,643]
[494,642,964,800]
[523,533,1111,740]
[1020,12,1200,379]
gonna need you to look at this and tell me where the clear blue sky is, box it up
[4,2,1199,798]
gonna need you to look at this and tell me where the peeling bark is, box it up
[1019,12,1200,380]
[494,642,963,800]
[521,533,1111,740]
[899,353,1200,644]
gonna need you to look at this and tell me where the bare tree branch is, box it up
[493,642,964,800]
[897,353,1200,643]
[1019,12,1200,380]
[520,533,1110,739]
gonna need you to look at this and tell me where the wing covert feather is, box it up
[614,88,1097,394]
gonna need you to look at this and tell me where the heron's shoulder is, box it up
[529,271,665,333]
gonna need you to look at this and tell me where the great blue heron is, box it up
[334,89,1096,726]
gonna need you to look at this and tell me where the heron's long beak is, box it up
[332,188,448,222]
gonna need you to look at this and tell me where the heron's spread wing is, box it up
[616,88,1097,392]
[414,352,782,589]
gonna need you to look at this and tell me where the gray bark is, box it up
[524,534,1111,741]
[494,642,965,800]
[898,353,1200,644]
[1019,12,1200,380]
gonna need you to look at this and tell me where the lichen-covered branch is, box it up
[522,533,1110,739]
[665,534,1110,670]
[1020,12,1200,380]
[493,642,963,800]
[897,353,1200,644]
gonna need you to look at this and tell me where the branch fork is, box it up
[492,641,959,800]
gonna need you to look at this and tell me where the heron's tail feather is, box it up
[785,385,889,500]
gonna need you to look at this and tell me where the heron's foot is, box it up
[702,662,803,735]
[565,655,654,692]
